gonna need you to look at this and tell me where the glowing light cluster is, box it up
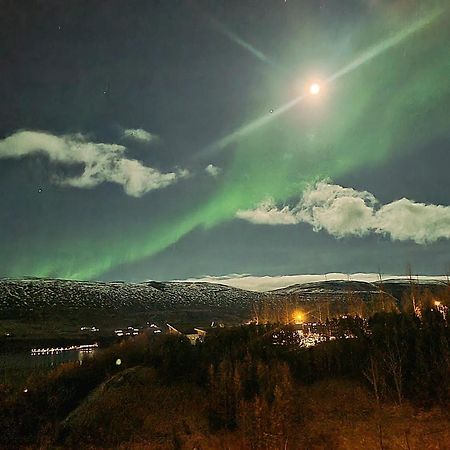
[293,310,305,324]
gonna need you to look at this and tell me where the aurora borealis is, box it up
[1,0,449,281]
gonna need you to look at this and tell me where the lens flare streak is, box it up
[201,93,308,155]
[199,7,443,157]
[206,13,285,72]
[326,8,443,83]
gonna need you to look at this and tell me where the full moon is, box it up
[309,83,321,95]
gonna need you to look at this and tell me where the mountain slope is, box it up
[271,280,385,301]
[0,278,260,311]
[0,277,447,345]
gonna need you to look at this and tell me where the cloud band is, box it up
[0,130,188,197]
[236,182,450,244]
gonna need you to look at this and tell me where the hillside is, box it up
[2,320,450,449]
[272,280,387,301]
[375,278,449,302]
[0,277,447,346]
[0,278,261,345]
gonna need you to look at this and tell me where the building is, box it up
[166,324,209,345]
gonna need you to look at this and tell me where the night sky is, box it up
[1,0,449,282]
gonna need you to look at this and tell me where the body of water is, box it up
[0,345,97,384]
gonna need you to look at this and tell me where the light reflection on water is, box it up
[0,347,97,377]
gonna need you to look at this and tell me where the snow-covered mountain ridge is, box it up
[0,277,447,311]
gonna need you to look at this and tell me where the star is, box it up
[103,81,110,95]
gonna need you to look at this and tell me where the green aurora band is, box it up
[7,2,450,280]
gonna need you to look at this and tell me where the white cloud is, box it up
[375,198,450,244]
[205,163,221,177]
[178,273,448,292]
[122,128,156,143]
[297,182,377,237]
[0,130,188,197]
[236,199,297,225]
[236,181,450,244]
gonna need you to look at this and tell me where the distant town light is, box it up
[293,310,305,324]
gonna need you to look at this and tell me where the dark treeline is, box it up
[0,308,449,449]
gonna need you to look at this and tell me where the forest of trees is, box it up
[0,295,449,449]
